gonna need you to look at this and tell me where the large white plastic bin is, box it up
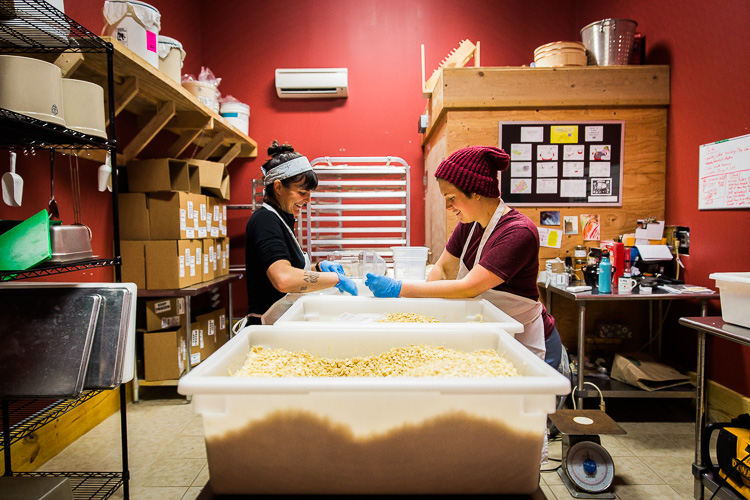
[271,295,524,334]
[710,272,750,328]
[178,324,570,494]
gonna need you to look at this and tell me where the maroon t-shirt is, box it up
[445,208,556,338]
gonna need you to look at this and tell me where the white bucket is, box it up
[0,55,66,127]
[62,79,107,139]
[220,101,250,135]
[158,35,185,83]
[183,80,220,113]
[103,0,161,68]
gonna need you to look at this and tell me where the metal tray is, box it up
[0,289,101,398]
[47,224,93,263]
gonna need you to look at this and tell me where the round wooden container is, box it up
[534,41,587,67]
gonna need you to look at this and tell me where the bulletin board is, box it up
[698,133,750,210]
[498,121,624,206]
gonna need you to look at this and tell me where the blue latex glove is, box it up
[335,274,358,296]
[319,260,345,275]
[365,273,402,298]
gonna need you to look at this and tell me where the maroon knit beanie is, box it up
[434,146,510,198]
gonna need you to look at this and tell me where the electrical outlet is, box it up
[665,225,690,255]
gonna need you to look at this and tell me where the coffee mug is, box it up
[618,276,637,294]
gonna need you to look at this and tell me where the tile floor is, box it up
[38,388,699,500]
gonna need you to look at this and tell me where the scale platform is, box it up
[549,410,626,499]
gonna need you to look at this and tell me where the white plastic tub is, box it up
[392,245,428,279]
[177,324,570,495]
[220,101,250,135]
[157,35,185,83]
[271,295,524,334]
[103,0,161,68]
[710,272,750,328]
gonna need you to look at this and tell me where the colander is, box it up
[580,18,638,66]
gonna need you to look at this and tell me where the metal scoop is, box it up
[2,151,23,207]
[48,161,59,220]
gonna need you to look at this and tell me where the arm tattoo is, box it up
[297,271,320,292]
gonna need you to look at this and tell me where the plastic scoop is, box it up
[2,152,23,207]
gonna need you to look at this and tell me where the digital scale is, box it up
[548,409,626,499]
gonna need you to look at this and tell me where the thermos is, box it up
[598,250,613,293]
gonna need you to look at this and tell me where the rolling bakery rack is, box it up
[300,156,411,263]
[1,1,128,498]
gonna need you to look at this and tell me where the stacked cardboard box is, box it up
[119,158,230,290]
[141,297,229,380]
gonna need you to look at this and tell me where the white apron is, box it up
[237,204,311,331]
[457,201,546,361]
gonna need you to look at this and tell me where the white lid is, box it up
[710,272,750,284]
[158,35,186,60]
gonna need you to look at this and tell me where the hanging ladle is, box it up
[48,159,59,220]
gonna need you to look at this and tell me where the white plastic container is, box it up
[183,80,220,113]
[271,295,524,334]
[62,79,107,139]
[177,324,570,495]
[102,0,161,68]
[157,35,185,83]
[391,245,428,280]
[710,272,750,328]
[220,101,250,135]
[0,55,65,127]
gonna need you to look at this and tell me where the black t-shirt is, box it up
[245,205,305,316]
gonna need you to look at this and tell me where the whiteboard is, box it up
[698,133,750,210]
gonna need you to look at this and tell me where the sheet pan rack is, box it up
[300,156,411,261]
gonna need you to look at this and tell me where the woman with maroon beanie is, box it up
[365,145,562,369]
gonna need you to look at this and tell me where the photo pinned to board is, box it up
[540,211,560,226]
[563,215,578,234]
[581,214,600,241]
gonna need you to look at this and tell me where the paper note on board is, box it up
[538,227,562,248]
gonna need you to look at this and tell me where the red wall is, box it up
[3,0,748,395]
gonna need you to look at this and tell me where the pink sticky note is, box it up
[147,31,157,52]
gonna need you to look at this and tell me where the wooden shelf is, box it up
[422,65,670,143]
[66,37,257,165]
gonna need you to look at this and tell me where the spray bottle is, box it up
[598,250,613,293]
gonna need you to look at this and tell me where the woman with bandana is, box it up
[243,141,357,326]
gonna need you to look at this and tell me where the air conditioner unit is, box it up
[275,68,348,99]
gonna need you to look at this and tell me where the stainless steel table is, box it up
[544,284,719,408]
[679,317,750,500]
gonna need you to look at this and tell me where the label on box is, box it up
[198,228,207,238]
[194,217,199,230]
[180,209,186,231]
[196,248,202,266]
[223,206,227,220]
[221,226,227,236]
[179,255,185,278]
[154,299,171,314]
[204,257,208,274]
[190,352,201,365]
[160,316,180,329]
[207,319,215,337]
[219,314,225,330]
[214,206,220,222]
[211,228,219,238]
[192,327,200,346]
[206,213,212,230]
[201,203,206,221]
[187,201,194,219]
[185,228,195,239]
[176,297,185,314]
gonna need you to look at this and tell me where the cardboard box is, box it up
[206,198,227,238]
[148,192,207,240]
[202,238,216,282]
[145,297,185,331]
[120,240,146,289]
[118,193,150,240]
[145,239,203,289]
[143,327,186,381]
[189,321,212,367]
[196,307,228,356]
[188,159,230,200]
[127,159,199,193]
[216,237,229,276]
